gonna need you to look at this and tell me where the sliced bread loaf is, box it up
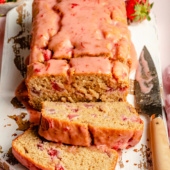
[26,0,133,110]
[38,102,144,150]
[12,127,118,170]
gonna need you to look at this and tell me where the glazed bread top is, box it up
[29,0,131,66]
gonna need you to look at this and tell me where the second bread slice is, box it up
[38,102,144,150]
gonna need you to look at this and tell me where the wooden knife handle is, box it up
[150,117,170,170]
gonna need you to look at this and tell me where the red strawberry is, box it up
[0,0,6,4]
[125,0,154,23]
[0,0,17,3]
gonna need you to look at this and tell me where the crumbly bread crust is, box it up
[38,102,144,149]
[26,0,134,110]
[12,127,118,170]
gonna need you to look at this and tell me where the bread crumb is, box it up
[12,133,17,137]
[4,124,11,128]
[0,146,3,154]
[11,96,25,109]
[8,112,30,131]
[4,148,19,166]
[135,144,152,169]
[133,149,138,152]
[118,150,124,168]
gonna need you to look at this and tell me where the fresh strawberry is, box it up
[0,0,6,4]
[125,0,154,23]
[0,0,16,3]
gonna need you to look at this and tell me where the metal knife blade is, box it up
[135,46,162,116]
[135,46,170,170]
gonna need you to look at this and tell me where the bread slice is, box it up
[12,127,118,170]
[38,102,144,149]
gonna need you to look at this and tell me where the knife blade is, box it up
[135,46,170,170]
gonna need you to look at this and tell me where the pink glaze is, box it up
[127,130,144,148]
[30,0,60,63]
[135,50,154,94]
[92,128,143,150]
[12,148,42,170]
[39,116,91,146]
[29,109,41,125]
[28,59,69,76]
[30,0,131,62]
[112,61,129,82]
[70,57,112,74]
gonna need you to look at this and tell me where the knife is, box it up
[134,46,170,170]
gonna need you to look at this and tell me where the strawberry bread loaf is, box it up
[12,127,118,170]
[38,101,144,150]
[26,0,135,110]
